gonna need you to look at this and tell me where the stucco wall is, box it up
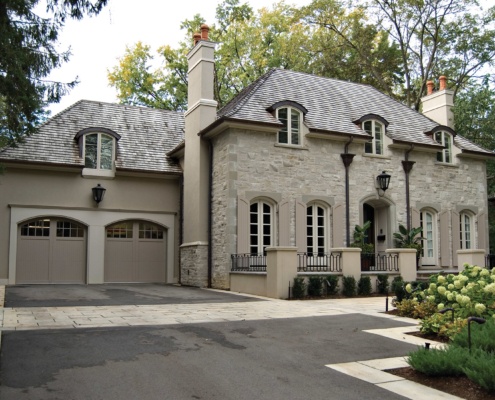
[0,166,181,282]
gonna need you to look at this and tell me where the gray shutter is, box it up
[332,203,345,247]
[278,200,290,246]
[411,208,420,230]
[477,212,487,251]
[295,200,307,252]
[237,196,249,254]
[451,210,459,267]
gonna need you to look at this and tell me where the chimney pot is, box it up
[193,32,201,46]
[200,24,209,41]
[439,76,447,91]
[427,80,434,95]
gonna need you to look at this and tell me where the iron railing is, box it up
[297,252,342,272]
[361,253,399,272]
[231,253,267,272]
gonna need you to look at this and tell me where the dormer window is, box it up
[277,107,301,145]
[75,127,121,178]
[84,133,114,170]
[364,120,384,155]
[435,131,452,163]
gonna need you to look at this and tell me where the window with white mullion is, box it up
[84,133,114,170]
[435,131,453,163]
[460,212,473,250]
[249,201,273,255]
[277,107,301,145]
[364,120,384,155]
[307,204,326,256]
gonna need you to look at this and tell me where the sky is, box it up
[44,0,311,116]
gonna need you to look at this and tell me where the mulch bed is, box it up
[387,367,495,400]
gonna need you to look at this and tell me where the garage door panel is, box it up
[16,238,50,283]
[137,241,166,282]
[105,239,134,282]
[52,239,86,283]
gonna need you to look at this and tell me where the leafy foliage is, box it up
[420,313,467,339]
[342,275,356,297]
[307,276,324,297]
[407,346,467,377]
[0,0,109,146]
[292,277,306,299]
[391,275,406,302]
[376,274,389,294]
[393,224,423,252]
[325,275,339,295]
[357,275,372,295]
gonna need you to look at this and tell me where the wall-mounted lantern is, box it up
[376,171,391,196]
[92,184,106,204]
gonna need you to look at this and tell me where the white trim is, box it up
[184,99,218,117]
[8,207,176,285]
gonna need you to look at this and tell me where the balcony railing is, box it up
[361,253,399,272]
[297,252,342,272]
[231,253,267,272]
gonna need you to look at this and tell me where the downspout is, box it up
[402,145,415,231]
[340,137,355,247]
[178,175,184,284]
[207,140,213,288]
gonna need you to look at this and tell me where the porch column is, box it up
[388,248,417,282]
[335,247,361,281]
[266,247,298,299]
[457,249,486,271]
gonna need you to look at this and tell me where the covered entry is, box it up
[104,220,166,283]
[16,218,87,284]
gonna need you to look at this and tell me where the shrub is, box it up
[376,274,389,294]
[342,275,356,297]
[391,276,405,302]
[292,277,306,299]
[451,318,495,353]
[463,350,495,392]
[325,275,339,296]
[307,276,324,297]
[407,346,467,376]
[412,300,438,319]
[395,298,418,317]
[357,276,372,295]
[420,313,467,338]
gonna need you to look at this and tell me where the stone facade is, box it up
[180,244,209,287]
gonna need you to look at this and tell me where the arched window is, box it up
[420,209,437,266]
[84,133,115,170]
[249,200,274,255]
[364,120,384,155]
[277,107,301,145]
[459,212,474,250]
[306,203,327,256]
[434,131,453,163]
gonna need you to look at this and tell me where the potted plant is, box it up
[393,224,424,269]
[350,221,374,270]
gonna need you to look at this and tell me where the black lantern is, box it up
[92,184,106,204]
[376,171,391,192]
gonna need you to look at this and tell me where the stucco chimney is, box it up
[181,24,217,285]
[421,76,454,129]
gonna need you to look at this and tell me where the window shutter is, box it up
[477,212,487,251]
[332,203,344,247]
[295,200,306,252]
[411,208,420,230]
[278,200,290,246]
[451,210,459,267]
[237,197,249,254]
[438,211,450,267]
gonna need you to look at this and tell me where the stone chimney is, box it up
[181,24,217,287]
[421,76,454,129]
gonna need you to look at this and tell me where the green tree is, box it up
[0,0,108,147]
[370,0,495,109]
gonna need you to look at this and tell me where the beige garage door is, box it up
[16,219,87,284]
[104,221,166,283]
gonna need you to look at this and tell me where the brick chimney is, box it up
[421,76,454,129]
[181,24,217,287]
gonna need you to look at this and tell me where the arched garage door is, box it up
[16,218,87,284]
[105,221,166,283]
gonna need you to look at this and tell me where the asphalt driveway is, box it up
[0,285,415,400]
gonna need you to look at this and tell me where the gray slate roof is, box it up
[217,69,492,155]
[0,100,184,174]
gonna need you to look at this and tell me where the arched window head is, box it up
[364,120,384,155]
[435,131,453,163]
[75,128,120,177]
[277,107,302,145]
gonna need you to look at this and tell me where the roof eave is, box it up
[200,117,281,139]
